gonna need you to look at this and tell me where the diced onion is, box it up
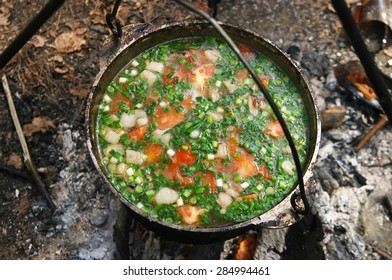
[104,130,120,144]
[136,202,144,209]
[240,182,250,189]
[207,112,223,122]
[126,150,144,165]
[223,79,238,93]
[116,163,128,175]
[217,192,233,209]
[140,70,157,87]
[190,130,200,139]
[153,187,179,205]
[216,178,223,187]
[126,167,135,177]
[146,61,164,73]
[215,143,227,159]
[131,60,139,67]
[120,113,136,128]
[118,77,127,83]
[135,109,147,119]
[204,49,221,63]
[107,164,117,173]
[207,154,215,160]
[166,149,175,157]
[176,197,184,207]
[103,94,112,102]
[282,160,295,175]
[136,117,148,127]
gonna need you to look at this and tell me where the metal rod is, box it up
[330,0,392,122]
[2,75,56,211]
[172,0,310,214]
[0,0,65,71]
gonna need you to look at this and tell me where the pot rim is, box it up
[86,20,321,234]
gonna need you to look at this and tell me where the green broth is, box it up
[96,37,309,227]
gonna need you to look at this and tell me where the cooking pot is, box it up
[86,21,321,244]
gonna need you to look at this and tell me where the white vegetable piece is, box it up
[136,202,144,209]
[135,109,147,119]
[282,160,295,175]
[216,178,223,187]
[120,113,136,128]
[140,69,157,87]
[204,49,221,63]
[153,187,179,205]
[146,61,164,73]
[166,149,175,157]
[176,197,184,207]
[207,111,223,122]
[126,150,144,165]
[207,154,215,160]
[136,117,148,127]
[126,167,135,177]
[223,79,238,93]
[131,60,139,67]
[216,192,234,209]
[118,77,127,83]
[130,69,138,76]
[104,129,120,144]
[240,182,250,189]
[103,94,112,103]
[116,163,128,175]
[107,164,117,173]
[190,129,200,139]
[152,129,172,146]
[215,143,227,159]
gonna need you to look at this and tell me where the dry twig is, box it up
[1,74,56,211]
[355,114,389,152]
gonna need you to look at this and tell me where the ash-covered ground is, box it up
[0,0,391,259]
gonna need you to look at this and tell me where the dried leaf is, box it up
[54,67,68,74]
[69,85,89,98]
[30,35,47,48]
[52,31,86,53]
[49,55,65,63]
[7,153,23,169]
[0,13,9,27]
[23,117,55,137]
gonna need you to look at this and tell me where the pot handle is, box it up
[106,0,123,38]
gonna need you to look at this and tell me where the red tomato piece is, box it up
[177,205,205,225]
[202,171,217,194]
[237,68,249,83]
[154,107,185,130]
[144,143,165,163]
[173,145,197,166]
[127,125,148,142]
[258,164,271,180]
[231,152,259,178]
[163,163,183,181]
[110,94,132,115]
[238,44,256,61]
[259,76,269,89]
[263,119,284,138]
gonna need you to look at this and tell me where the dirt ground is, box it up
[0,0,391,260]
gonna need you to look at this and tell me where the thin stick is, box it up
[355,114,389,152]
[2,74,56,211]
